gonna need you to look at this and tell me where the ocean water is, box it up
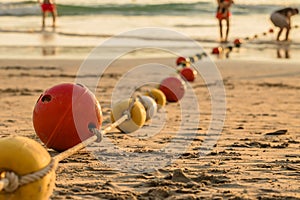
[0,0,300,60]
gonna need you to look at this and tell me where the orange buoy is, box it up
[159,77,185,102]
[33,83,102,152]
[180,67,197,82]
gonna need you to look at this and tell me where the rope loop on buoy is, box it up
[126,95,138,119]
[146,90,156,101]
[0,158,56,193]
[0,171,18,193]
[89,128,103,143]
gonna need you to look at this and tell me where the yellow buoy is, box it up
[111,99,146,133]
[145,88,166,109]
[0,136,55,200]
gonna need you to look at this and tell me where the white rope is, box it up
[0,173,12,192]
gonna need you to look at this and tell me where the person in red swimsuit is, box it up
[216,0,234,42]
[38,0,57,28]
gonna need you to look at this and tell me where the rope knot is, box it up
[122,110,131,120]
[90,128,103,142]
[123,96,137,120]
[1,171,19,193]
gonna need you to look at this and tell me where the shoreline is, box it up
[1,44,300,62]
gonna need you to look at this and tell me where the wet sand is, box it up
[0,58,300,199]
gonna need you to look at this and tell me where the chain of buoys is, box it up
[176,52,208,68]
[211,25,300,57]
[0,58,201,198]
[174,52,208,83]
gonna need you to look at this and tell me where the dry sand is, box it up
[0,57,300,200]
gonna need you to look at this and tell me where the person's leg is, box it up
[42,12,46,28]
[218,19,223,42]
[51,10,57,28]
[285,27,290,41]
[277,28,283,41]
[225,18,230,42]
[276,48,282,58]
[285,49,290,58]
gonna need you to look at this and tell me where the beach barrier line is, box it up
[0,79,172,196]
[208,25,299,57]
[176,52,208,68]
[0,103,132,193]
[0,34,206,197]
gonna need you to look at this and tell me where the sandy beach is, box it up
[0,56,300,199]
[1,1,300,199]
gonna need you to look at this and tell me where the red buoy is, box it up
[176,56,187,65]
[159,77,185,102]
[269,28,274,33]
[180,67,197,82]
[234,38,242,48]
[33,83,102,152]
[212,47,222,55]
